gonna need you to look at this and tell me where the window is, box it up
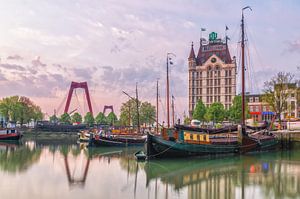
[249,97,253,102]
[255,97,259,102]
[249,106,253,112]
[190,134,193,140]
[263,106,267,112]
[291,101,296,110]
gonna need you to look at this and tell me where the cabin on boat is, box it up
[161,128,211,144]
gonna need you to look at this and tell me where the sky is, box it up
[0,0,300,120]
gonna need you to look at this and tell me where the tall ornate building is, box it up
[188,32,237,117]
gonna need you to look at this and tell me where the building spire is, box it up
[188,42,196,60]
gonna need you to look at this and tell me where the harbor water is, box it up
[0,136,300,199]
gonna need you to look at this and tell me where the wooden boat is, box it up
[175,124,238,134]
[90,134,146,147]
[135,150,147,161]
[249,130,279,151]
[147,127,258,158]
[0,128,22,141]
[146,7,279,159]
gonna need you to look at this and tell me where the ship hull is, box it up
[147,133,258,159]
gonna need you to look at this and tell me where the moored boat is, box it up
[147,127,258,158]
[0,128,22,141]
[90,134,146,147]
[135,150,147,161]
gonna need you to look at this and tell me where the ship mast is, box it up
[171,95,175,126]
[166,54,170,128]
[166,53,175,128]
[241,6,252,128]
[136,83,140,134]
[156,79,159,134]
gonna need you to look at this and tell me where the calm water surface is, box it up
[0,136,300,199]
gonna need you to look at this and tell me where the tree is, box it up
[95,112,107,125]
[205,102,226,123]
[71,112,82,123]
[119,99,156,126]
[0,96,43,125]
[119,99,138,126]
[84,112,94,126]
[262,72,296,125]
[192,100,206,122]
[184,116,191,125]
[59,113,71,124]
[139,102,156,126]
[49,115,59,123]
[106,112,118,125]
[228,95,249,123]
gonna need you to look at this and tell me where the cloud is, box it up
[72,68,95,80]
[0,63,26,71]
[284,39,300,54]
[32,56,47,67]
[7,54,23,60]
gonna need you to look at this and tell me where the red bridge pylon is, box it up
[64,81,93,116]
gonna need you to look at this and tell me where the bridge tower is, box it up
[64,81,93,115]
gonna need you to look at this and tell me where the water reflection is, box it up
[0,141,41,173]
[0,138,300,199]
[144,151,300,199]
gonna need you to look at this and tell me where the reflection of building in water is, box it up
[187,172,235,199]
[145,154,300,199]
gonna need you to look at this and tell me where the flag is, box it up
[226,25,229,30]
[201,28,206,31]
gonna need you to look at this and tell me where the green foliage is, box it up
[49,115,58,123]
[192,100,206,121]
[119,99,155,126]
[106,112,118,125]
[228,95,249,123]
[119,99,136,126]
[0,96,43,124]
[0,146,42,173]
[71,112,82,123]
[59,113,71,124]
[95,112,107,124]
[205,102,226,123]
[263,72,296,123]
[184,116,191,125]
[140,102,156,125]
[84,112,94,126]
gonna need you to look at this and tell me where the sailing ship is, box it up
[147,7,278,159]
[89,83,147,147]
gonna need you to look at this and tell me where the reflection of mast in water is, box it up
[63,154,90,187]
